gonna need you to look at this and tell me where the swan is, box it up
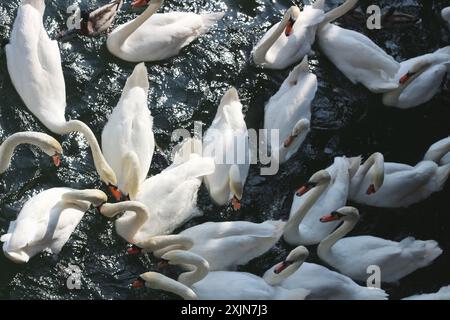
[318,207,443,283]
[127,219,285,271]
[316,0,401,93]
[203,88,250,210]
[263,250,388,300]
[263,57,315,164]
[132,247,310,300]
[102,63,154,201]
[284,156,359,246]
[56,0,123,40]
[251,0,326,70]
[349,138,450,208]
[424,136,450,166]
[442,7,450,27]
[99,139,215,244]
[106,0,225,62]
[0,132,62,173]
[6,0,117,187]
[1,188,107,263]
[382,46,450,108]
[403,285,450,300]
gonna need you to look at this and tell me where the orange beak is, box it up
[283,135,295,148]
[399,73,410,84]
[366,184,376,195]
[109,185,123,201]
[320,214,339,223]
[127,245,142,255]
[157,259,169,269]
[296,185,309,197]
[131,0,148,8]
[52,154,61,167]
[274,261,291,274]
[132,278,145,289]
[232,196,241,211]
[285,18,295,36]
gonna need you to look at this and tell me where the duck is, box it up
[263,57,315,164]
[284,156,359,246]
[203,88,250,210]
[99,138,215,244]
[126,219,285,271]
[382,46,450,109]
[316,0,401,93]
[1,188,107,263]
[263,249,388,300]
[349,137,450,208]
[251,0,325,70]
[317,207,442,283]
[6,0,117,188]
[102,63,155,201]
[0,132,62,173]
[106,0,225,62]
[132,247,310,300]
[402,285,450,300]
[56,0,123,40]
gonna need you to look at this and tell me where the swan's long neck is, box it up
[140,235,194,257]
[149,274,198,300]
[113,0,163,48]
[283,182,329,244]
[102,201,149,238]
[319,0,359,29]
[51,120,116,185]
[423,138,450,164]
[121,151,141,200]
[0,132,54,173]
[317,217,358,262]
[253,15,289,65]
[354,153,383,187]
[62,189,107,207]
[178,256,209,287]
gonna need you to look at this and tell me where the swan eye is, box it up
[331,211,345,219]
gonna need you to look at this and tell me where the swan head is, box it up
[62,189,108,207]
[284,6,301,36]
[132,0,162,9]
[274,246,309,275]
[442,7,450,23]
[28,133,63,167]
[320,206,360,223]
[284,119,310,148]
[127,235,194,256]
[366,152,385,195]
[229,164,244,210]
[398,59,434,85]
[161,250,209,269]
[295,170,331,196]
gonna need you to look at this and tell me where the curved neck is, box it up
[283,181,329,244]
[424,138,450,164]
[355,153,383,186]
[253,15,289,65]
[319,0,359,29]
[178,257,209,287]
[113,0,162,47]
[121,151,142,199]
[263,260,304,286]
[317,218,358,262]
[0,132,55,173]
[101,201,149,236]
[62,189,106,207]
[51,120,116,185]
[140,235,194,257]
[148,275,198,300]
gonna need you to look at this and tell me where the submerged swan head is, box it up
[296,170,331,196]
[284,6,301,36]
[320,206,360,223]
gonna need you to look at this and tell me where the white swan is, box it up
[203,88,250,210]
[263,57,315,164]
[382,46,450,108]
[133,248,310,300]
[263,251,387,300]
[128,219,285,271]
[317,0,401,93]
[1,188,107,263]
[318,207,443,283]
[99,139,215,244]
[102,63,154,201]
[349,138,450,208]
[285,156,359,246]
[442,7,450,27]
[251,0,325,70]
[0,132,62,173]
[6,0,117,187]
[424,136,450,166]
[403,285,450,300]
[106,0,225,62]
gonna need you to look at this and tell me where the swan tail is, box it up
[199,12,225,34]
[357,287,389,300]
[400,237,443,268]
[274,288,310,300]
[124,62,149,91]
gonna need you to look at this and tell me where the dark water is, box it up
[0,0,449,300]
